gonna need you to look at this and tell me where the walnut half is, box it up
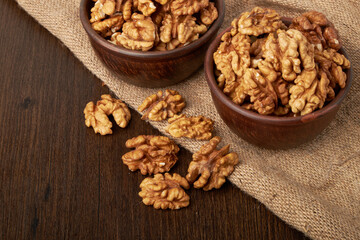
[138,89,186,121]
[186,136,239,191]
[165,114,214,140]
[122,135,179,175]
[84,94,131,135]
[139,173,190,210]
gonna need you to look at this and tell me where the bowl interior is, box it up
[80,0,225,60]
[205,25,352,125]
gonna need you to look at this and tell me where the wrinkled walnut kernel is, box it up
[170,0,209,16]
[290,11,342,51]
[84,94,131,135]
[110,13,157,51]
[139,173,190,210]
[165,114,214,140]
[122,135,179,175]
[243,68,278,115]
[186,137,239,191]
[92,15,124,37]
[200,2,218,26]
[231,7,282,36]
[138,89,186,121]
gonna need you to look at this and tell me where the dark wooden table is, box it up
[0,0,308,239]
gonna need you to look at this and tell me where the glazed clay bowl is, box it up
[80,0,225,88]
[205,26,352,149]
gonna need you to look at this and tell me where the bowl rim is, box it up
[205,25,353,124]
[79,0,225,60]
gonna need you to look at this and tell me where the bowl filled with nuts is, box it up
[80,0,224,88]
[205,7,352,149]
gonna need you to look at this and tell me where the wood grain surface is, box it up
[0,0,307,239]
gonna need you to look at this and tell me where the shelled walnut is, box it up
[138,89,186,121]
[89,0,218,51]
[213,7,350,116]
[290,11,342,51]
[231,7,282,36]
[139,173,190,210]
[122,135,179,175]
[165,114,214,140]
[110,13,158,51]
[186,137,239,191]
[84,94,131,135]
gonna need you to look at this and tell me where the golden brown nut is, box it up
[84,94,131,135]
[242,68,278,115]
[213,32,251,99]
[200,2,218,26]
[231,7,282,36]
[138,89,186,121]
[262,29,316,82]
[186,136,239,191]
[137,0,157,16]
[122,135,179,175]
[119,0,132,20]
[170,0,209,16]
[314,48,350,89]
[290,11,342,51]
[165,114,214,140]
[139,173,190,210]
[111,13,157,51]
[90,0,106,23]
[288,69,329,115]
[92,15,124,37]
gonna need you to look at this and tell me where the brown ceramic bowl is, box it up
[205,26,352,149]
[80,0,225,88]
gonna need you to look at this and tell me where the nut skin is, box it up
[186,137,239,191]
[138,89,186,121]
[165,114,214,140]
[290,11,342,51]
[139,173,190,210]
[122,135,179,175]
[84,94,131,135]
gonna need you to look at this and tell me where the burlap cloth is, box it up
[15,0,360,239]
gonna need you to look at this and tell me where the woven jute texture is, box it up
[15,0,360,239]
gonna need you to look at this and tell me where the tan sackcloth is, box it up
[15,0,360,239]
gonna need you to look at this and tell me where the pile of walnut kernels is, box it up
[89,0,218,51]
[214,7,350,116]
[84,90,239,210]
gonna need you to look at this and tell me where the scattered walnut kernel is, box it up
[122,135,179,175]
[290,11,342,51]
[165,114,214,140]
[138,89,186,121]
[231,7,282,36]
[186,137,239,191]
[84,94,131,135]
[89,0,218,51]
[139,173,190,210]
